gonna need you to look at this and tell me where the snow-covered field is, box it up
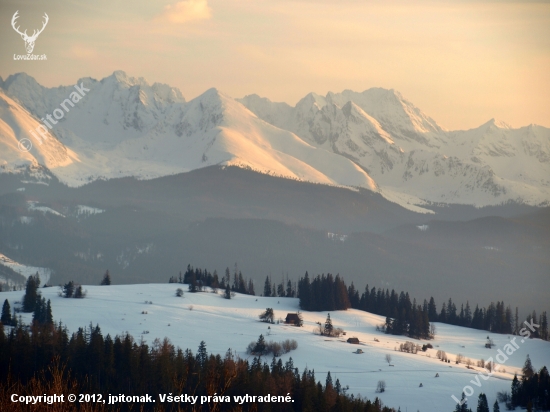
[2,284,548,411]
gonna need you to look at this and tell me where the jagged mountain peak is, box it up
[2,71,549,209]
[479,118,512,130]
[297,92,327,110]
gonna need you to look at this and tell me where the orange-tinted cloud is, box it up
[155,0,212,24]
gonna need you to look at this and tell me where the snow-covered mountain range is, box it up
[1,71,548,210]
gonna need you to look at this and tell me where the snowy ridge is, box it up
[1,71,549,209]
[0,73,377,192]
[239,90,550,207]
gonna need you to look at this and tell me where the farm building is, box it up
[285,313,302,326]
[347,337,360,344]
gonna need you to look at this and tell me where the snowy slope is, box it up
[1,71,548,209]
[239,91,550,207]
[3,284,548,411]
[0,72,376,191]
[0,252,51,285]
[0,90,78,175]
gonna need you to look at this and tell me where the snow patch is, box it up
[0,253,51,285]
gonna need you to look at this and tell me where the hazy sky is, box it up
[1,0,549,130]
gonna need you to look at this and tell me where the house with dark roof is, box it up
[285,313,302,326]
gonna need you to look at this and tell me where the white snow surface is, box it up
[1,71,549,210]
[0,72,376,192]
[27,200,65,217]
[239,92,550,208]
[2,284,548,411]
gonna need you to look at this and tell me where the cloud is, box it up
[156,0,212,24]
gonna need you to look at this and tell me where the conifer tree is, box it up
[253,334,266,355]
[522,355,534,379]
[23,274,40,312]
[476,393,489,412]
[335,378,342,395]
[224,284,231,299]
[33,297,49,324]
[454,392,471,412]
[540,311,548,341]
[263,276,271,297]
[511,374,520,405]
[63,281,75,298]
[100,270,111,285]
[74,285,85,298]
[259,308,274,323]
[197,340,207,368]
[247,279,255,296]
[325,371,333,389]
[1,299,12,326]
[286,279,293,297]
[46,299,53,324]
[324,313,333,337]
[493,400,500,412]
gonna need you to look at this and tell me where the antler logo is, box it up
[11,11,49,54]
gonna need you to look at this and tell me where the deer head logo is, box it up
[11,11,49,54]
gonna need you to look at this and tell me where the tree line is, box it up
[508,355,550,410]
[296,272,549,341]
[0,321,396,412]
[298,273,431,339]
[169,264,256,296]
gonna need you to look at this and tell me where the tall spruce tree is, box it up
[522,355,534,379]
[263,276,271,297]
[476,393,489,412]
[197,341,208,368]
[100,270,111,285]
[1,299,12,325]
[46,299,53,324]
[22,274,40,312]
[324,313,333,337]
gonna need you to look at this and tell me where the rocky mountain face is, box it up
[1,71,548,209]
[239,90,550,207]
[0,71,376,192]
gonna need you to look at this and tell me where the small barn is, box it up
[285,313,302,326]
[347,337,360,344]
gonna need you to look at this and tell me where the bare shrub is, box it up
[375,380,386,393]
[436,350,448,361]
[399,341,419,354]
[246,338,298,357]
[267,341,282,357]
[333,327,344,337]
